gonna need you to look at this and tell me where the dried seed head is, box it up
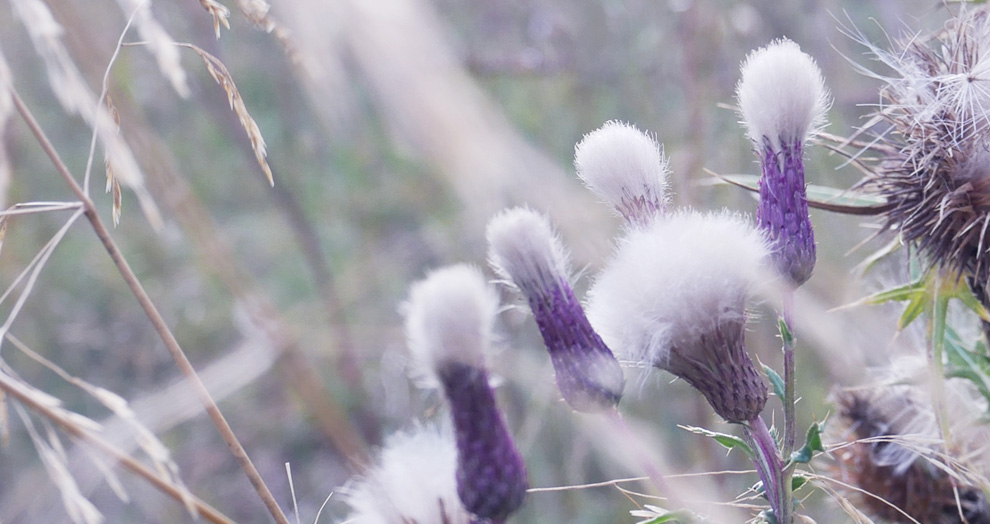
[830,383,990,524]
[737,39,829,285]
[851,7,990,293]
[342,424,474,524]
[574,121,670,227]
[487,207,625,412]
[403,266,528,522]
[586,209,770,423]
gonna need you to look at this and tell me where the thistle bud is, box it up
[574,121,670,227]
[586,210,769,423]
[736,39,830,286]
[405,265,528,523]
[487,208,625,413]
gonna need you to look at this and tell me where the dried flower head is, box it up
[831,382,990,524]
[574,121,670,227]
[342,424,473,524]
[404,265,528,522]
[586,209,770,423]
[486,207,625,413]
[737,39,830,285]
[848,7,990,295]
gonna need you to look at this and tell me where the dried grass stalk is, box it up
[113,0,190,98]
[234,0,299,64]
[180,43,274,186]
[11,0,162,228]
[0,44,14,211]
[199,0,231,39]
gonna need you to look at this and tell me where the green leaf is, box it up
[763,364,785,400]
[791,473,810,492]
[944,326,990,408]
[790,422,825,464]
[778,318,794,347]
[954,283,990,322]
[639,514,687,524]
[862,279,925,305]
[711,174,887,209]
[898,291,928,329]
[678,425,754,458]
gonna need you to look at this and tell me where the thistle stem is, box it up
[744,416,786,523]
[606,409,668,494]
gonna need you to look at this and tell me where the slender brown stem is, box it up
[10,88,291,524]
[0,372,237,524]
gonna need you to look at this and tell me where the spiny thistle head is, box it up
[342,424,474,524]
[404,265,528,522]
[586,209,770,423]
[736,38,830,286]
[487,207,625,413]
[852,7,990,294]
[830,379,990,524]
[574,120,670,227]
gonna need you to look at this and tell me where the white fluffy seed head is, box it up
[586,209,770,365]
[486,207,572,297]
[404,265,499,385]
[342,424,472,524]
[736,39,831,150]
[574,121,670,226]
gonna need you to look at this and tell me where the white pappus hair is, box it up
[486,207,572,296]
[585,209,770,365]
[573,121,670,225]
[342,424,472,524]
[736,38,831,149]
[403,264,500,385]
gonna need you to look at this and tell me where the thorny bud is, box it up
[586,210,770,423]
[487,208,625,413]
[404,265,528,523]
[736,39,830,286]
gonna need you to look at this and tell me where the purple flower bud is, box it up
[587,210,770,423]
[487,208,625,413]
[439,362,528,523]
[736,39,830,286]
[756,137,816,285]
[404,265,528,522]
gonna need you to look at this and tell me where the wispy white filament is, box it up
[342,424,472,524]
[736,39,830,149]
[404,265,499,384]
[486,207,571,295]
[586,210,769,365]
[574,121,669,224]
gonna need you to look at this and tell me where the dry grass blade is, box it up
[11,0,162,228]
[0,370,236,524]
[0,44,12,211]
[104,95,123,226]
[113,0,189,97]
[199,0,231,39]
[179,43,274,186]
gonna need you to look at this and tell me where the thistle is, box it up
[736,39,830,286]
[586,209,770,424]
[847,6,990,302]
[831,382,990,524]
[486,207,625,413]
[341,424,474,524]
[573,120,670,227]
[405,265,528,523]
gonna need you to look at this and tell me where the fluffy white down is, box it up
[586,209,770,365]
[573,121,669,217]
[404,265,499,384]
[486,207,571,294]
[342,424,472,524]
[736,39,830,149]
